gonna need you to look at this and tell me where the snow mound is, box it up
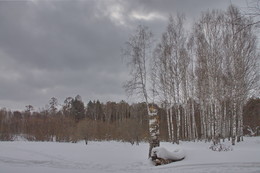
[152,147,185,161]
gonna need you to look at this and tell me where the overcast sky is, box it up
[0,0,248,110]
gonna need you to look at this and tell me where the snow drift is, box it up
[151,146,185,165]
[152,147,185,161]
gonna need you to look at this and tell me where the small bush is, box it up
[209,143,233,152]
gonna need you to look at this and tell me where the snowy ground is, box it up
[0,137,260,173]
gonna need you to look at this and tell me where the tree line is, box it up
[0,96,148,143]
[0,95,259,143]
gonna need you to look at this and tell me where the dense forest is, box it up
[0,96,259,143]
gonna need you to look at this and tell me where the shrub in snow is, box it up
[209,143,233,152]
[244,126,260,136]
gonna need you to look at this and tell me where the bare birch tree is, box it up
[193,5,259,145]
[153,14,199,143]
[123,25,159,158]
[224,5,259,144]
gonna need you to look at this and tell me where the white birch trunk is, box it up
[166,106,172,142]
[169,107,174,143]
[232,101,237,145]
[191,100,197,140]
[148,107,160,158]
[176,105,180,144]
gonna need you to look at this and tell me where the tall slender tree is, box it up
[123,25,159,158]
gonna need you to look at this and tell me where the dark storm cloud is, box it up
[0,0,247,110]
[0,1,124,70]
[0,0,128,109]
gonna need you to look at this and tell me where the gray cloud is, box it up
[0,0,247,110]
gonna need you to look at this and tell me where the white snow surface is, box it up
[0,137,260,173]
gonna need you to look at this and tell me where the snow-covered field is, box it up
[1,137,260,173]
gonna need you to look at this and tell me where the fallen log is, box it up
[151,147,185,166]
